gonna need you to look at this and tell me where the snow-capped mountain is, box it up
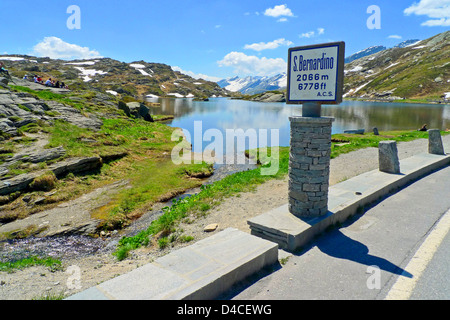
[394,39,421,48]
[217,73,287,95]
[345,40,422,64]
[345,45,386,64]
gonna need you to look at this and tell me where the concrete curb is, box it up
[248,153,450,252]
[66,228,278,300]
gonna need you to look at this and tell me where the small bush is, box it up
[8,116,22,122]
[30,172,57,191]
[18,104,31,112]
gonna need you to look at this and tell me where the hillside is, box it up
[0,56,229,100]
[343,31,450,101]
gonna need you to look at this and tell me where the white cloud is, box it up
[171,66,221,82]
[421,17,450,25]
[300,31,315,38]
[32,37,102,60]
[244,38,293,51]
[218,52,287,76]
[404,0,450,26]
[264,4,294,18]
[299,28,325,38]
[388,35,403,39]
[278,18,288,22]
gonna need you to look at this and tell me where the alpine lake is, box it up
[147,97,450,156]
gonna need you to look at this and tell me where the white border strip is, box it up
[385,208,450,300]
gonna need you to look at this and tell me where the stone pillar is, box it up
[289,117,334,218]
[379,141,400,174]
[428,130,445,155]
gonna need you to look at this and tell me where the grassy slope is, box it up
[0,86,213,236]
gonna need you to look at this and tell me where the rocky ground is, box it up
[1,135,448,300]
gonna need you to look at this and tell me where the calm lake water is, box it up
[147,97,450,155]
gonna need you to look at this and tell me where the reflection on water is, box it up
[147,97,450,154]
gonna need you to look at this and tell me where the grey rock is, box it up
[126,102,154,122]
[0,77,8,88]
[379,141,400,174]
[28,147,66,163]
[48,156,103,177]
[118,101,130,117]
[428,129,445,155]
[0,172,40,196]
[0,156,103,196]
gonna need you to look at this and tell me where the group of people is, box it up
[1,61,69,89]
[23,74,68,89]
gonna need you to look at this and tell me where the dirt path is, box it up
[0,136,448,300]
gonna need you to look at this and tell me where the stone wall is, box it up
[289,117,334,218]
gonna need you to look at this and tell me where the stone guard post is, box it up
[289,107,334,217]
[287,42,345,218]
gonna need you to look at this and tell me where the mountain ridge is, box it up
[343,31,449,100]
[0,55,230,100]
[217,73,287,95]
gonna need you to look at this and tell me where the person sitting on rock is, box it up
[45,78,53,87]
[418,124,428,132]
[0,62,10,77]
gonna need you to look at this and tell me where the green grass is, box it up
[330,130,450,159]
[113,147,290,260]
[9,85,85,111]
[46,118,214,231]
[0,256,62,273]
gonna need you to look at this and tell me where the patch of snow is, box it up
[65,61,98,66]
[353,81,372,94]
[343,89,355,98]
[0,56,25,61]
[346,65,363,73]
[129,63,146,69]
[138,69,151,76]
[73,66,107,82]
[385,62,400,70]
[186,93,195,98]
[130,63,152,77]
[168,93,184,98]
[194,82,203,85]
[106,90,118,96]
[412,45,426,49]
[444,92,450,99]
[406,40,423,47]
[146,94,159,98]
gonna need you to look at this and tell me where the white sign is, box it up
[287,42,345,105]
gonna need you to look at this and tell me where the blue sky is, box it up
[2,0,449,81]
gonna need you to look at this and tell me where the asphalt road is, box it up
[225,166,450,300]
